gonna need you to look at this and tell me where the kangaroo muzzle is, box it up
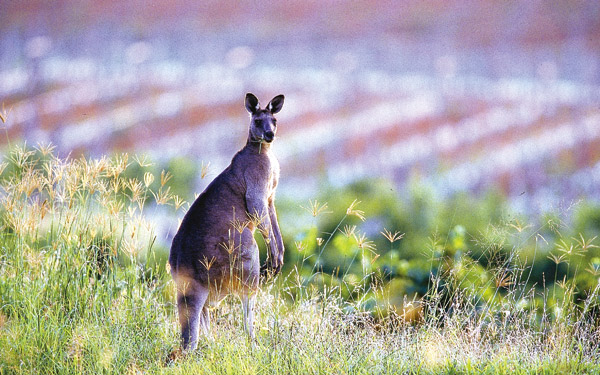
[263,131,275,142]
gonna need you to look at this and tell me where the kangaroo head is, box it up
[245,93,284,143]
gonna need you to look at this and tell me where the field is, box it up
[1,143,600,374]
[2,1,600,373]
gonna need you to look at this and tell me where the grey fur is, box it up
[169,93,285,351]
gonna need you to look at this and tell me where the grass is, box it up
[0,143,599,374]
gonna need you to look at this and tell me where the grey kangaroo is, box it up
[169,93,285,352]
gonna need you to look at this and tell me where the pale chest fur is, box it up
[234,147,280,201]
[266,151,280,197]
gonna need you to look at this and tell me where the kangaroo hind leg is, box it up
[176,276,209,352]
[241,292,257,340]
[199,305,211,337]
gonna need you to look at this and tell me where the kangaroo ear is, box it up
[266,95,284,114]
[245,93,260,114]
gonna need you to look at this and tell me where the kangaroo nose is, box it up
[264,131,274,142]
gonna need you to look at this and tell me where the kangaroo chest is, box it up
[266,153,280,195]
[232,148,279,198]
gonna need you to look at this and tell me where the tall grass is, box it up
[0,144,177,374]
[0,143,599,374]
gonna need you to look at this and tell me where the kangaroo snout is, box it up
[264,131,275,142]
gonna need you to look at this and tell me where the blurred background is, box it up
[2,0,599,212]
[2,0,600,312]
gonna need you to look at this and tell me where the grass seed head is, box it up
[295,241,307,252]
[133,153,153,168]
[34,142,56,156]
[143,172,154,188]
[574,233,599,252]
[354,232,375,251]
[200,161,211,179]
[381,228,404,243]
[0,102,12,124]
[301,199,331,218]
[160,170,172,187]
[173,195,186,211]
[346,199,365,221]
[152,186,173,206]
[340,224,356,238]
[200,256,217,271]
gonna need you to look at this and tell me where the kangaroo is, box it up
[169,93,285,352]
